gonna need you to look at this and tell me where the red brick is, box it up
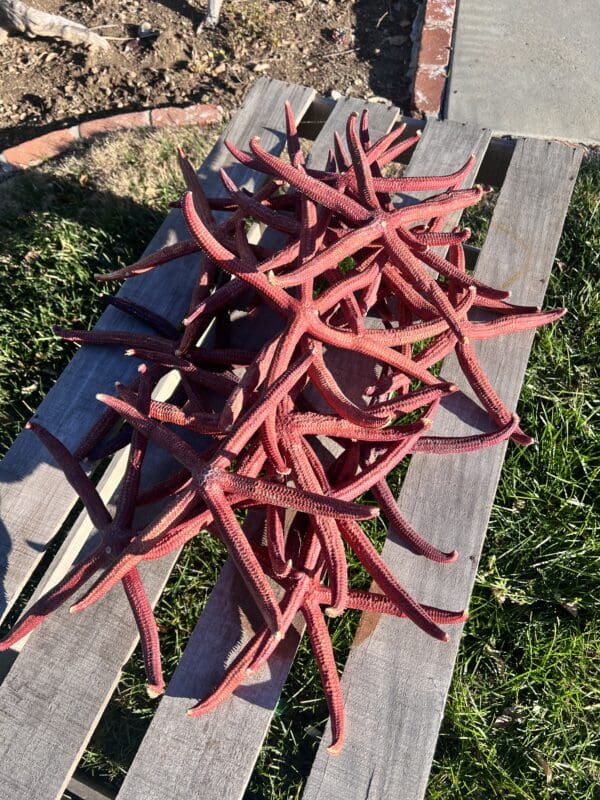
[424,0,456,27]
[412,66,446,115]
[3,128,77,168]
[79,111,150,139]
[419,25,452,67]
[150,103,222,129]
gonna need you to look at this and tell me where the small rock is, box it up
[386,35,407,46]
[330,89,343,100]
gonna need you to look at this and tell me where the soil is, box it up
[0,0,419,153]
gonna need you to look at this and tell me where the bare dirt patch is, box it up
[0,0,418,152]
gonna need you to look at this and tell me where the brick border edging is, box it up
[0,103,223,175]
[410,0,457,117]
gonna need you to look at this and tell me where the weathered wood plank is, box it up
[302,136,581,799]
[0,77,312,625]
[116,97,400,800]
[0,79,316,800]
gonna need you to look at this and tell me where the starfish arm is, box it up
[283,100,303,164]
[312,586,468,624]
[53,326,175,354]
[179,278,247,332]
[219,337,280,429]
[372,480,458,563]
[467,307,566,340]
[113,365,154,530]
[122,569,165,697]
[69,489,200,613]
[365,287,476,347]
[101,296,180,340]
[310,315,441,386]
[455,342,533,445]
[388,185,485,229]
[248,137,371,225]
[72,381,136,461]
[419,246,511,300]
[372,154,477,194]
[333,131,352,171]
[265,503,291,577]
[338,520,448,641]
[346,112,379,210]
[382,229,471,344]
[333,422,432,501]
[410,228,471,247]
[95,239,201,283]
[97,393,213,475]
[302,598,345,755]
[187,628,271,717]
[261,317,307,475]
[219,472,378,521]
[287,412,423,442]
[137,468,193,506]
[314,257,381,315]
[283,435,348,616]
[273,221,384,289]
[381,264,439,320]
[215,351,313,469]
[0,551,103,650]
[368,383,458,416]
[219,169,300,235]
[181,191,294,312]
[412,413,521,455]
[143,509,216,560]
[307,343,390,428]
[27,422,112,531]
[177,148,219,233]
[201,483,283,635]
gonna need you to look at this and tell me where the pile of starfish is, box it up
[1,104,564,754]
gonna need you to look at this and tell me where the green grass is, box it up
[0,133,598,800]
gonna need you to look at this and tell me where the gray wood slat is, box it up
[0,79,316,800]
[116,97,400,800]
[0,77,310,625]
[302,134,582,798]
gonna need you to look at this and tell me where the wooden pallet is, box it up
[0,78,582,800]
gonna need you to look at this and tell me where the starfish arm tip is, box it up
[147,683,164,699]
[327,740,344,756]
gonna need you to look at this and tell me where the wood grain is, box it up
[0,78,316,800]
[116,97,400,800]
[302,134,581,799]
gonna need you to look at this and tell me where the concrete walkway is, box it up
[445,0,600,144]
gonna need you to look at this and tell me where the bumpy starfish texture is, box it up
[5,104,567,753]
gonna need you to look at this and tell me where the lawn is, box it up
[0,123,597,800]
